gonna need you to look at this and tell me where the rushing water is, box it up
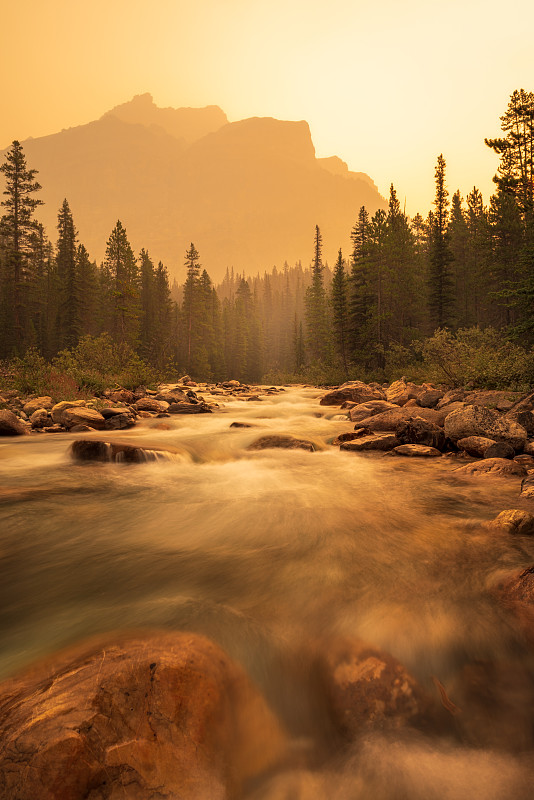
[1,386,534,798]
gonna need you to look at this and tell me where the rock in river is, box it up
[454,458,527,478]
[444,405,527,452]
[248,434,316,452]
[0,409,28,436]
[320,381,385,406]
[0,632,287,800]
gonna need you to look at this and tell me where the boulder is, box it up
[505,409,534,436]
[393,444,442,457]
[444,405,527,452]
[315,638,430,738]
[104,412,136,430]
[0,633,287,800]
[492,566,534,646]
[168,402,212,414]
[457,435,496,457]
[348,400,398,423]
[29,408,50,429]
[23,396,53,415]
[464,390,523,409]
[70,440,180,464]
[514,454,534,470]
[156,389,190,403]
[488,509,534,536]
[133,397,166,413]
[51,400,86,424]
[331,430,369,446]
[395,418,446,450]
[417,388,444,408]
[62,407,106,430]
[248,435,316,452]
[520,474,534,499]
[483,441,515,460]
[524,442,534,456]
[354,407,443,432]
[0,410,28,436]
[109,388,136,403]
[319,381,385,406]
[436,389,466,409]
[340,433,399,452]
[385,378,419,406]
[454,458,527,478]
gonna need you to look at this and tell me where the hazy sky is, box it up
[2,0,533,215]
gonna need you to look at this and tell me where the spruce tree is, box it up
[0,140,43,353]
[56,199,80,349]
[331,248,349,375]
[104,220,140,348]
[428,154,454,329]
[304,225,329,363]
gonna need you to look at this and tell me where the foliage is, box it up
[417,327,534,389]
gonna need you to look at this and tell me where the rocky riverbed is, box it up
[1,379,534,799]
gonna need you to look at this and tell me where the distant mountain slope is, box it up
[4,95,386,281]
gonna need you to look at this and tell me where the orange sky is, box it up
[2,0,533,215]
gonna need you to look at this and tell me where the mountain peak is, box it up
[102,95,228,144]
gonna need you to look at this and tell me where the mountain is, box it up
[3,95,386,281]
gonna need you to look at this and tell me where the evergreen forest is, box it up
[1,89,533,392]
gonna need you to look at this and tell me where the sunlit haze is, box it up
[2,0,533,217]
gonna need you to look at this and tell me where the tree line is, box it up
[0,88,533,385]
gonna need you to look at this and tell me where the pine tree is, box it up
[182,243,202,371]
[104,220,140,348]
[348,206,372,362]
[331,248,349,375]
[305,225,330,362]
[0,140,43,354]
[56,199,79,350]
[428,154,454,329]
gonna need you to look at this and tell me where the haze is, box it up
[3,0,533,217]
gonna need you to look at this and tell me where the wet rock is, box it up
[316,638,429,738]
[168,401,212,414]
[319,381,385,406]
[104,412,136,430]
[70,440,180,464]
[444,405,527,452]
[230,421,257,428]
[483,441,515,460]
[385,378,419,406]
[340,433,399,452]
[29,408,50,429]
[69,424,95,433]
[457,435,496,457]
[0,632,287,800]
[393,444,442,457]
[248,435,316,452]
[520,474,534,499]
[396,418,446,450]
[524,442,534,456]
[156,389,190,403]
[454,458,527,478]
[354,407,444,432]
[348,400,398,423]
[62,407,106,430]
[488,509,534,535]
[133,397,167,413]
[23,395,53,415]
[43,424,66,433]
[0,409,28,436]
[109,388,136,403]
[331,431,369,446]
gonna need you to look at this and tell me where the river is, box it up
[1,385,534,798]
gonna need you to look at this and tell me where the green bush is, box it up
[417,327,534,389]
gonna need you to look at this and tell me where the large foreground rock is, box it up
[488,510,534,536]
[0,410,28,436]
[444,405,527,452]
[51,400,86,424]
[395,418,446,450]
[457,435,496,457]
[0,632,287,800]
[320,381,384,406]
[315,638,430,739]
